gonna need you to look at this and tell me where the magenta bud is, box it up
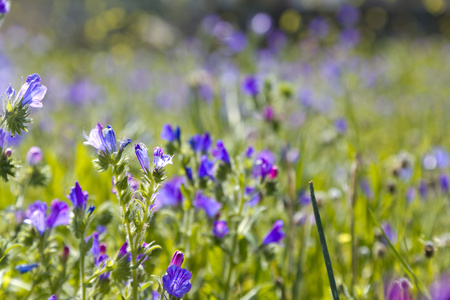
[263,106,275,121]
[100,243,107,255]
[62,246,70,260]
[4,148,12,157]
[26,146,43,166]
[268,165,278,179]
[169,250,184,267]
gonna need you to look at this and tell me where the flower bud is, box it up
[169,250,184,267]
[26,146,43,166]
[62,246,70,261]
[4,148,12,157]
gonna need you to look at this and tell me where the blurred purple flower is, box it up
[213,220,229,238]
[245,186,260,206]
[224,31,247,53]
[198,155,215,180]
[242,76,260,97]
[48,295,57,300]
[197,83,214,102]
[24,200,70,234]
[162,265,192,298]
[263,220,285,245]
[337,5,360,28]
[193,191,222,218]
[429,274,450,300]
[309,17,329,39]
[433,147,450,169]
[15,263,39,274]
[263,106,275,122]
[406,187,416,203]
[189,133,211,154]
[298,89,314,108]
[381,223,398,245]
[419,180,427,199]
[68,79,101,105]
[212,140,230,164]
[251,13,272,35]
[440,174,449,193]
[154,177,185,208]
[385,278,412,300]
[68,181,89,211]
[245,146,254,158]
[339,28,360,48]
[161,124,180,143]
[0,0,10,15]
[26,146,43,166]
[298,191,311,205]
[0,128,8,149]
[267,29,287,52]
[335,118,348,134]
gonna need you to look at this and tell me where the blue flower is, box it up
[429,274,450,300]
[117,242,131,261]
[198,155,214,180]
[245,146,254,158]
[83,123,108,152]
[334,118,347,134]
[193,191,222,218]
[381,222,397,245]
[153,147,173,171]
[212,140,230,164]
[385,278,411,300]
[162,265,192,298]
[0,128,8,149]
[252,150,278,180]
[245,187,260,207]
[135,143,151,172]
[263,220,285,245]
[25,200,70,234]
[185,167,193,182]
[189,133,211,154]
[242,76,260,97]
[0,0,10,15]
[154,177,185,208]
[337,4,359,28]
[48,295,57,300]
[161,124,180,143]
[67,181,89,210]
[16,74,47,108]
[15,263,39,274]
[213,220,229,238]
[119,138,132,151]
[440,174,449,193]
[104,125,117,153]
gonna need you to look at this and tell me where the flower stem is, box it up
[79,231,86,300]
[309,181,340,300]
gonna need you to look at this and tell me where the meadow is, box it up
[0,2,450,299]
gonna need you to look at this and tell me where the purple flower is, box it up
[0,0,10,15]
[251,13,272,35]
[48,295,57,300]
[213,220,229,238]
[263,220,285,245]
[151,290,160,300]
[193,191,222,218]
[224,31,247,53]
[339,29,360,48]
[15,263,39,274]
[212,140,230,164]
[185,167,193,182]
[26,146,43,166]
[83,123,108,152]
[16,74,47,108]
[104,125,117,153]
[169,251,185,267]
[433,147,450,169]
[90,232,100,257]
[161,124,181,143]
[385,278,412,300]
[242,76,260,97]
[68,181,89,210]
[419,180,427,199]
[252,151,277,180]
[440,174,449,193]
[245,186,261,206]
[309,17,329,39]
[245,146,254,158]
[189,133,211,154]
[337,4,360,28]
[154,177,185,208]
[135,143,151,172]
[162,265,192,298]
[197,83,214,102]
[153,147,173,171]
[263,106,275,122]
[335,118,348,134]
[0,128,8,149]
[198,155,215,180]
[119,138,132,151]
[24,200,70,234]
[429,274,450,300]
[117,242,131,261]
[381,223,397,245]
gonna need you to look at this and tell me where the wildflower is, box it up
[16,74,47,108]
[67,181,89,211]
[198,155,214,180]
[15,263,39,274]
[185,167,193,182]
[24,200,70,234]
[119,138,132,151]
[252,151,278,180]
[193,191,222,218]
[189,133,211,154]
[154,177,185,208]
[334,118,347,134]
[83,123,108,152]
[245,187,260,206]
[135,143,150,172]
[251,13,272,35]
[440,174,449,193]
[245,146,254,158]
[212,140,230,164]
[104,125,117,153]
[48,295,57,300]
[263,106,274,122]
[385,278,412,300]
[419,180,427,199]
[151,290,160,300]
[0,128,8,149]
[162,265,192,298]
[337,4,359,28]
[62,246,70,261]
[429,274,450,300]
[161,124,181,143]
[26,146,43,166]
[309,17,329,39]
[213,220,229,238]
[153,147,173,171]
[169,250,185,267]
[0,0,10,15]
[117,242,130,261]
[380,223,397,245]
[242,76,260,97]
[263,220,285,245]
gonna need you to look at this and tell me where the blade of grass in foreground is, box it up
[368,208,431,300]
[309,181,340,300]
